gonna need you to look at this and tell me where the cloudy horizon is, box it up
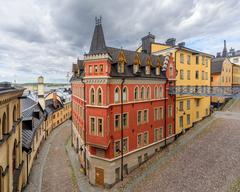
[0,0,240,83]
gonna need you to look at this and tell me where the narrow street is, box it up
[24,121,78,192]
[113,99,240,192]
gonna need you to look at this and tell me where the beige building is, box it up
[0,82,25,192]
[211,57,232,104]
[232,63,240,86]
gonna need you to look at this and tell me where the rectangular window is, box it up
[196,111,199,119]
[123,138,128,153]
[137,134,142,147]
[123,113,128,127]
[115,114,120,129]
[196,99,200,107]
[202,71,204,80]
[94,65,98,73]
[187,100,190,110]
[98,118,103,136]
[202,56,205,65]
[168,124,173,135]
[89,65,93,73]
[159,107,164,119]
[154,128,159,142]
[195,71,199,79]
[187,70,190,80]
[154,108,158,120]
[168,105,172,117]
[137,111,142,124]
[114,141,120,156]
[143,132,148,145]
[180,53,184,64]
[196,56,199,64]
[115,168,120,182]
[187,55,191,65]
[90,117,95,135]
[206,58,208,67]
[205,72,208,80]
[179,101,184,111]
[179,116,183,128]
[100,64,103,72]
[143,110,148,122]
[187,114,190,125]
[180,70,184,80]
[159,127,163,140]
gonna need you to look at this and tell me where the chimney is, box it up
[141,32,155,54]
[166,38,176,46]
[53,92,57,108]
[37,76,45,110]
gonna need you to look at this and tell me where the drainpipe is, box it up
[164,79,168,147]
[81,78,87,176]
[120,78,125,181]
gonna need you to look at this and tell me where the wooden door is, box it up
[95,167,104,186]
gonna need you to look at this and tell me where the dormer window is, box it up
[118,50,126,73]
[146,65,151,75]
[118,62,124,73]
[133,64,139,74]
[156,67,160,75]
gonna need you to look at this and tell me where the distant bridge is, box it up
[169,86,240,98]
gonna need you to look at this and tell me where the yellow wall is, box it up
[0,89,25,192]
[211,58,232,104]
[233,64,240,86]
[149,43,211,135]
[151,44,171,53]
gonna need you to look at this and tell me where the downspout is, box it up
[164,79,168,147]
[82,78,87,176]
[71,82,73,147]
[121,78,125,181]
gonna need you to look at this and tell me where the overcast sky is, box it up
[0,0,240,83]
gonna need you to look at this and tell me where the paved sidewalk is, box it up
[65,138,105,192]
[24,120,77,192]
[112,99,240,192]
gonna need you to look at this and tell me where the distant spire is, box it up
[222,40,228,57]
[89,16,106,54]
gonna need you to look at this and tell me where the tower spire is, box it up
[222,40,228,57]
[89,16,106,54]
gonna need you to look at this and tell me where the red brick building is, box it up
[71,18,176,187]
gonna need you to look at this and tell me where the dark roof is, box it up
[45,98,63,116]
[211,57,225,74]
[89,18,107,54]
[0,82,24,95]
[21,97,45,151]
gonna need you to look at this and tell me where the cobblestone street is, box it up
[113,99,240,192]
[24,121,78,192]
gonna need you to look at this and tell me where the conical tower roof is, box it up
[89,17,107,54]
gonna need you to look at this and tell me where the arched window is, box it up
[123,87,128,102]
[97,88,102,105]
[13,106,17,122]
[90,88,95,105]
[146,86,150,100]
[140,87,144,100]
[114,87,120,103]
[0,166,3,192]
[159,86,163,98]
[134,87,139,100]
[0,118,2,140]
[12,140,17,171]
[2,113,7,134]
[154,86,158,99]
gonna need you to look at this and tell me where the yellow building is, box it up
[211,57,232,104]
[138,35,212,135]
[232,63,240,86]
[0,82,25,192]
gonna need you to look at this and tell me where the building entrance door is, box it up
[95,167,104,186]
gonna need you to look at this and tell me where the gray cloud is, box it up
[0,0,240,83]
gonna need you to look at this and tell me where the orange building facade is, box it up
[71,18,176,187]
